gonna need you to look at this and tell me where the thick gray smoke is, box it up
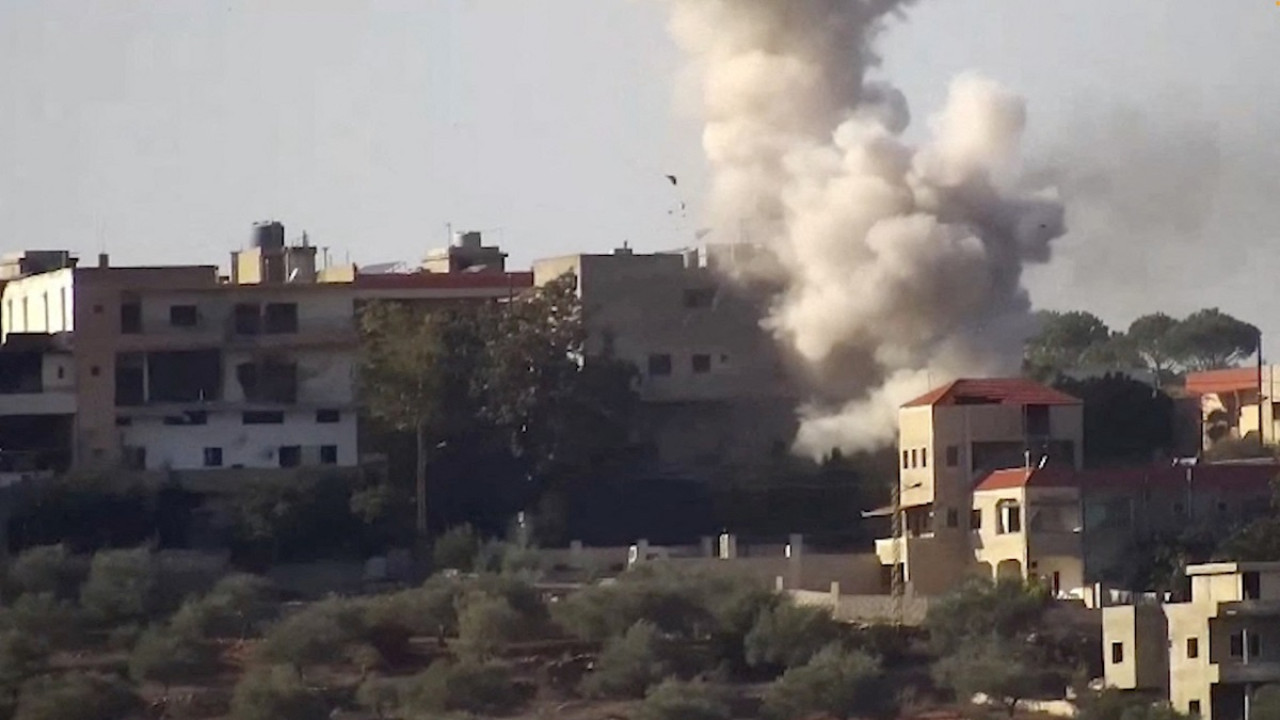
[663,0,1065,456]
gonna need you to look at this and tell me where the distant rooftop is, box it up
[974,467,1077,492]
[903,378,1081,408]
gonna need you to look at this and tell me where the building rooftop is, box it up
[902,378,1081,408]
[974,466,1078,492]
[352,271,533,291]
[1185,367,1270,396]
[1186,561,1280,576]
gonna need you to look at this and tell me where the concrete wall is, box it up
[790,588,931,626]
[120,409,357,470]
[0,268,74,339]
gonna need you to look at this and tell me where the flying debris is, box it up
[665,175,678,186]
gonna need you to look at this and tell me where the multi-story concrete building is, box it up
[531,245,799,471]
[875,378,1085,594]
[1186,367,1280,449]
[1104,562,1280,720]
[0,333,75,484]
[971,466,1084,597]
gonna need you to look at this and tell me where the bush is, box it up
[433,524,480,572]
[257,598,366,673]
[14,672,139,720]
[228,665,328,720]
[2,594,81,651]
[360,577,461,642]
[580,620,668,700]
[637,678,732,720]
[0,631,49,687]
[401,659,524,716]
[355,676,402,719]
[1075,687,1190,720]
[8,546,85,601]
[455,591,523,660]
[170,573,278,640]
[761,644,883,720]
[745,601,843,670]
[129,624,219,690]
[79,548,157,625]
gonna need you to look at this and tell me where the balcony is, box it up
[0,390,74,416]
[1216,660,1280,684]
[116,317,356,352]
[1219,600,1280,617]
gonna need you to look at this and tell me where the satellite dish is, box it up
[287,268,300,282]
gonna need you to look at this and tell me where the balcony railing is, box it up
[1217,660,1280,684]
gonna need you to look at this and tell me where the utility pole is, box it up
[1257,329,1265,449]
[890,474,904,627]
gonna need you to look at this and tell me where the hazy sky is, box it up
[2,1,1278,336]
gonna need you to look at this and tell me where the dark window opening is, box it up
[316,409,341,424]
[278,445,301,468]
[120,303,142,334]
[243,411,284,425]
[114,352,145,406]
[236,360,298,404]
[203,447,223,467]
[1230,633,1243,658]
[147,350,222,403]
[1111,642,1124,664]
[115,416,131,427]
[233,303,261,335]
[946,509,959,528]
[683,288,716,309]
[648,354,672,376]
[1188,701,1200,717]
[0,352,42,394]
[169,305,198,327]
[970,509,982,530]
[692,354,712,374]
[910,449,917,468]
[1026,404,1051,436]
[1187,637,1199,659]
[921,448,928,467]
[90,366,100,377]
[320,445,338,465]
[264,303,299,334]
[1244,571,1262,600]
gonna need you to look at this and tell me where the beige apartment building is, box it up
[532,245,799,470]
[875,379,1084,594]
[1104,562,1280,720]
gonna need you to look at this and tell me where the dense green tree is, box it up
[925,577,1050,657]
[256,598,366,675]
[745,602,844,670]
[1170,308,1259,371]
[128,624,219,693]
[454,591,523,661]
[1076,687,1190,720]
[13,672,138,720]
[79,548,156,625]
[638,679,733,720]
[1025,310,1113,379]
[933,636,1046,716]
[399,659,525,717]
[580,621,670,700]
[228,665,328,720]
[760,644,883,720]
[7,546,85,601]
[1054,374,1174,466]
[432,524,481,572]
[1128,313,1182,382]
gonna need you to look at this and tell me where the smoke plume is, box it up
[663,0,1065,457]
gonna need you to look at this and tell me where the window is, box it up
[1230,632,1244,658]
[1173,502,1186,517]
[233,303,261,335]
[970,509,982,530]
[203,447,223,468]
[1186,637,1199,659]
[1251,632,1262,658]
[946,509,959,528]
[1188,701,1201,717]
[647,354,672,376]
[163,411,208,426]
[1218,501,1229,514]
[683,288,716,309]
[120,303,142,334]
[320,445,338,465]
[1111,642,1124,664]
[902,450,909,469]
[242,411,284,425]
[169,304,198,327]
[946,445,959,467]
[1026,404,1050,436]
[264,303,299,334]
[93,304,103,314]
[998,501,1022,534]
[115,416,131,427]
[692,354,712,374]
[278,445,301,468]
[315,409,341,424]
[1245,571,1262,600]
[910,449,917,468]
[56,366,64,379]
[921,448,928,467]
[90,366,100,377]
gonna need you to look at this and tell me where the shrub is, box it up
[455,591,523,660]
[2,594,81,651]
[14,672,138,720]
[760,644,883,720]
[354,676,402,719]
[79,548,157,625]
[256,598,366,673]
[0,631,49,687]
[401,659,524,716]
[745,601,842,670]
[8,546,85,601]
[170,573,278,640]
[580,620,668,700]
[228,665,328,720]
[129,624,219,691]
[1076,688,1191,720]
[637,678,732,720]
[433,524,480,572]
[359,578,461,647]
[933,636,1046,715]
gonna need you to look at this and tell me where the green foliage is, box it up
[13,672,139,720]
[225,473,366,563]
[637,678,733,720]
[1171,308,1259,371]
[257,598,366,672]
[433,524,481,572]
[1128,313,1181,380]
[128,624,219,690]
[228,665,328,720]
[580,621,669,699]
[78,548,156,625]
[2,594,80,651]
[925,577,1050,656]
[354,676,402,719]
[0,631,48,688]
[400,659,524,717]
[1076,687,1191,720]
[1025,310,1114,378]
[1219,515,1280,563]
[454,591,523,661]
[933,636,1046,715]
[1054,374,1174,466]
[745,601,842,670]
[760,644,883,720]
[360,576,462,641]
[8,546,85,601]
[170,572,279,640]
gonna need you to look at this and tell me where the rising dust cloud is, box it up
[662,0,1066,457]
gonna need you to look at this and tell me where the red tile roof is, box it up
[1185,368,1261,396]
[974,467,1079,492]
[1076,463,1278,492]
[903,378,1081,408]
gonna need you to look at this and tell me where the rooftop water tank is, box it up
[253,221,285,249]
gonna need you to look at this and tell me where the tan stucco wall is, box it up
[1165,603,1212,715]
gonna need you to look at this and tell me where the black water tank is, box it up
[253,221,285,249]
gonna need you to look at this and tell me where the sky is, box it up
[2,0,1279,339]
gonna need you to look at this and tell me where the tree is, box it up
[179,572,279,640]
[79,548,156,625]
[1054,374,1174,466]
[924,577,1051,657]
[0,631,48,689]
[580,620,669,700]
[1076,687,1190,720]
[358,301,482,542]
[1025,310,1113,379]
[638,679,732,720]
[129,624,219,693]
[399,659,525,717]
[1128,313,1181,382]
[2,593,81,651]
[933,636,1045,716]
[745,601,843,670]
[454,591,523,661]
[7,545,85,601]
[228,665,328,720]
[256,598,366,675]
[432,524,481,572]
[760,644,884,720]
[14,672,138,720]
[1170,308,1259,371]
